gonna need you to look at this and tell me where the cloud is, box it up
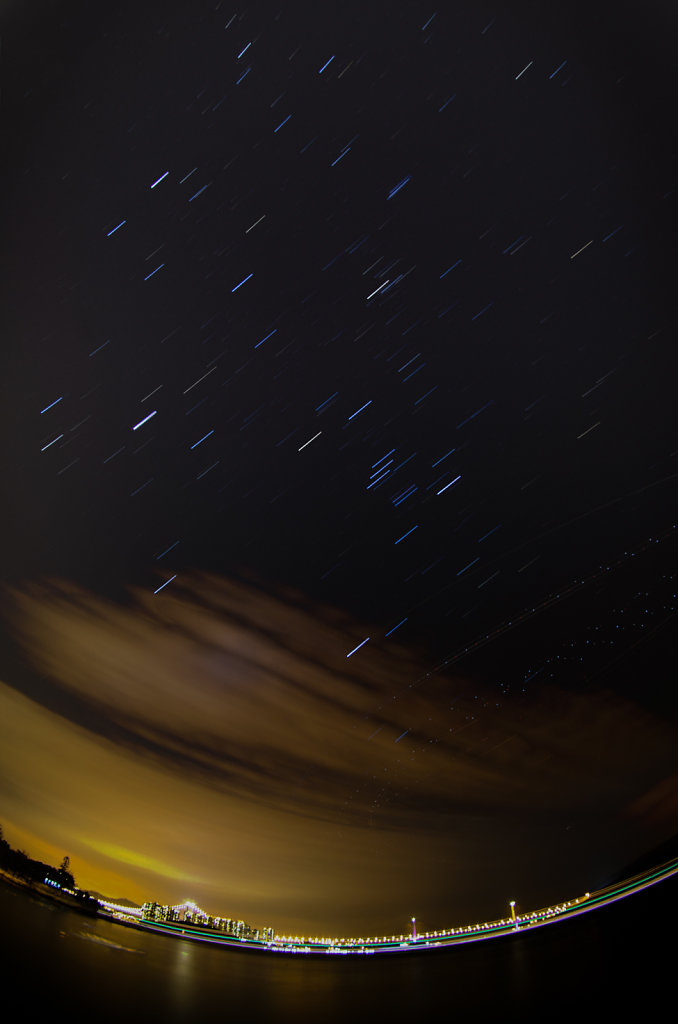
[3,573,677,933]
[81,840,204,884]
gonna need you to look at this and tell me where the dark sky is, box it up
[1,0,677,938]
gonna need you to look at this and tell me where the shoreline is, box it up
[0,869,98,916]
[4,856,678,958]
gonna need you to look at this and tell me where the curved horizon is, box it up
[2,0,676,952]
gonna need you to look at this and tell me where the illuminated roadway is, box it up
[98,855,678,956]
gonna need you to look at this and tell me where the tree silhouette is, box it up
[57,856,75,889]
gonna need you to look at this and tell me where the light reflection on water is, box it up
[0,878,673,1022]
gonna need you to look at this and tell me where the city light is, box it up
[92,857,678,956]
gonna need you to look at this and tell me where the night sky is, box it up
[2,0,677,937]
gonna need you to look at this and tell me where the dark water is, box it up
[1,877,673,1021]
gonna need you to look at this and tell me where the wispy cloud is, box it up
[3,574,677,933]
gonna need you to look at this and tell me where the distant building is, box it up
[142,902,168,922]
[140,899,273,940]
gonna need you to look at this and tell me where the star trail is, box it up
[1,0,677,937]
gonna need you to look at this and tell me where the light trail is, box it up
[99,856,678,957]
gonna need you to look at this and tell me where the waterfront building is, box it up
[140,899,273,940]
[141,902,170,922]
